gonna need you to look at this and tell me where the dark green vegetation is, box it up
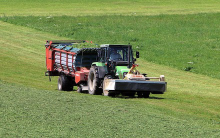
[2,13,220,79]
[1,81,220,137]
[1,0,220,137]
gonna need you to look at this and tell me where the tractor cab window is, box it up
[109,47,132,62]
[110,48,122,61]
[100,48,107,62]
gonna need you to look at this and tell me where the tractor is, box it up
[45,40,167,98]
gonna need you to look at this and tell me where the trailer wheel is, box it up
[88,66,102,95]
[58,75,73,91]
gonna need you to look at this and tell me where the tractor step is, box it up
[82,86,88,91]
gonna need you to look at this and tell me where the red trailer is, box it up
[45,40,99,91]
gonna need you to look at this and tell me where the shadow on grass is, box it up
[112,95,165,100]
[148,96,165,100]
[59,89,165,100]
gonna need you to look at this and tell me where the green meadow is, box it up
[2,13,220,79]
[0,0,220,137]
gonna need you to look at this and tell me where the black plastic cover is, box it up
[114,80,167,93]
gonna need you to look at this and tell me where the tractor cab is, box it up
[99,44,137,67]
[95,44,139,79]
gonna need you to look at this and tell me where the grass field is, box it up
[2,13,220,79]
[0,0,220,137]
[1,80,220,137]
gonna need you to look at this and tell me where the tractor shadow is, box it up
[112,95,165,100]
[63,89,165,100]
[148,96,165,100]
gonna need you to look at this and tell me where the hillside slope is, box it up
[0,21,65,89]
[0,21,220,137]
[2,13,220,79]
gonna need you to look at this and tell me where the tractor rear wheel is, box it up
[58,75,73,91]
[88,66,102,95]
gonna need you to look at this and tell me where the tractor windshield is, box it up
[109,47,132,62]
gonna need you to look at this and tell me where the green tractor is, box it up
[87,44,167,97]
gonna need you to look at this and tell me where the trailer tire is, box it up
[88,66,102,95]
[58,75,73,91]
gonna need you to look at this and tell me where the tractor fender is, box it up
[97,66,106,79]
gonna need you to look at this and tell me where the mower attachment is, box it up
[103,79,167,93]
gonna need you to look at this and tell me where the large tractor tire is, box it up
[58,75,73,91]
[88,66,102,95]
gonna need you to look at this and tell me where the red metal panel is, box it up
[46,46,54,71]
[75,68,90,84]
[75,72,85,84]
[45,40,79,76]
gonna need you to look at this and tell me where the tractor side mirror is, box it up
[136,51,139,58]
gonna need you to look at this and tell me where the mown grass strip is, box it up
[0,81,219,137]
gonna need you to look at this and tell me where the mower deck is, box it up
[104,79,167,93]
